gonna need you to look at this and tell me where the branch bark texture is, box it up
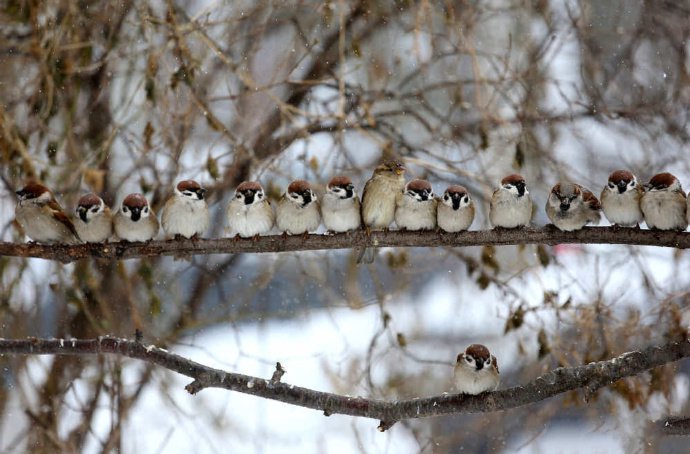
[1,227,689,262]
[1,337,688,430]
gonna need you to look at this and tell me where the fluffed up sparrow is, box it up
[15,182,81,244]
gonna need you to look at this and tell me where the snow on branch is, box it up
[1,336,688,431]
[1,226,689,263]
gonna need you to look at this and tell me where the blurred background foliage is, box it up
[1,0,689,452]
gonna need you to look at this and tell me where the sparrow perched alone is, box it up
[226,181,275,238]
[74,193,113,243]
[160,179,209,239]
[546,182,601,231]
[276,180,321,235]
[358,160,406,263]
[490,174,532,228]
[395,178,437,230]
[640,172,687,231]
[437,185,475,232]
[600,170,643,227]
[453,344,500,395]
[15,182,81,244]
[321,176,361,233]
[113,193,159,241]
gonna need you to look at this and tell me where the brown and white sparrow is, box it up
[226,181,275,238]
[321,176,361,233]
[113,193,159,242]
[358,160,406,263]
[15,182,81,244]
[546,182,601,231]
[490,174,532,228]
[640,172,687,231]
[276,180,321,235]
[74,193,113,243]
[437,185,475,232]
[453,344,500,395]
[161,179,209,239]
[600,170,643,227]
[395,178,437,230]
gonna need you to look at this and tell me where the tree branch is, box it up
[1,337,688,431]
[0,226,689,262]
[657,417,690,436]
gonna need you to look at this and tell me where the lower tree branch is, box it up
[1,337,688,430]
[1,226,689,262]
[657,417,690,436]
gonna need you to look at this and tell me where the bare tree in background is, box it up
[1,0,689,452]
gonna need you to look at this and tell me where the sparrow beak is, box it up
[196,188,207,200]
[475,362,484,371]
[451,195,461,210]
[244,192,255,205]
[617,182,627,194]
[302,191,312,205]
[345,188,354,199]
[395,164,405,175]
[15,189,26,199]
[130,207,141,222]
[559,202,570,212]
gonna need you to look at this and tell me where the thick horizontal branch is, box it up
[1,226,689,262]
[1,336,688,430]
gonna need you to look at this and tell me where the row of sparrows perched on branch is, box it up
[11,162,690,246]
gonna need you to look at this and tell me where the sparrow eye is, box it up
[256,192,263,199]
[443,194,449,201]
[466,356,473,364]
[143,207,149,213]
[91,207,99,213]
[630,181,635,187]
[122,206,129,213]
[608,182,615,189]
[291,194,299,199]
[463,196,469,203]
[485,359,491,366]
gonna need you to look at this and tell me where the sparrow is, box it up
[395,178,437,230]
[320,176,361,233]
[74,193,113,243]
[113,193,159,241]
[600,170,643,227]
[276,180,321,235]
[640,172,687,231]
[489,174,532,228]
[226,181,275,238]
[545,181,601,231]
[437,185,475,232]
[15,182,81,244]
[160,179,209,239]
[358,160,406,263]
[453,344,500,395]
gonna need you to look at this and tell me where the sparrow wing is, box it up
[581,187,601,210]
[46,200,80,238]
